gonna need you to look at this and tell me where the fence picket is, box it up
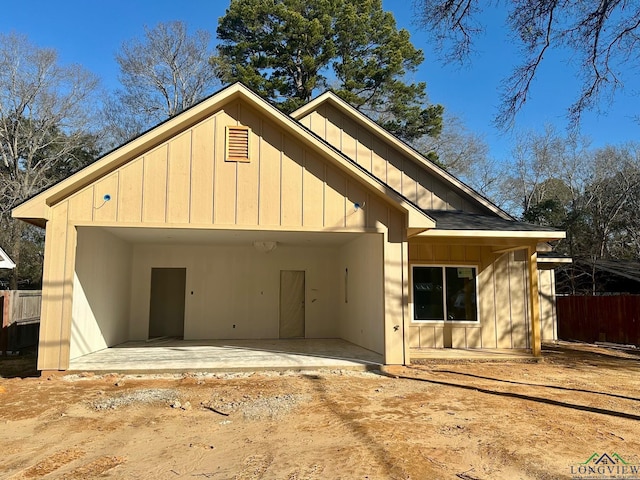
[557,295,640,346]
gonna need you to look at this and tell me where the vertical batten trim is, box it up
[322,162,327,228]
[90,185,95,223]
[211,115,219,225]
[211,116,217,224]
[114,172,120,222]
[507,252,514,348]
[56,205,69,369]
[279,134,283,226]
[279,131,283,226]
[188,129,193,224]
[257,119,262,225]
[301,148,305,226]
[140,157,146,222]
[164,143,169,223]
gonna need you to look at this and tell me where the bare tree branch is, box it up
[414,0,482,62]
[106,21,219,147]
[414,0,640,127]
[0,33,100,287]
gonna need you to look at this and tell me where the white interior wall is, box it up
[128,243,342,341]
[337,234,385,354]
[70,228,133,359]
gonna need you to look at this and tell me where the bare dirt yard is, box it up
[1,342,639,480]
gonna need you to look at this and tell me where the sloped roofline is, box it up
[291,91,512,220]
[12,82,435,230]
[0,246,16,269]
[416,210,565,242]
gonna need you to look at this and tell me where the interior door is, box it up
[149,267,186,338]
[279,270,305,338]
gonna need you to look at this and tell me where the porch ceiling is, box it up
[99,227,367,248]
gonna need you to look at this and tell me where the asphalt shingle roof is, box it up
[424,210,561,232]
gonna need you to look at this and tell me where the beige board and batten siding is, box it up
[298,102,485,213]
[38,202,75,370]
[36,98,407,370]
[64,100,399,231]
[408,242,532,349]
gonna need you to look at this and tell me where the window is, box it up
[412,265,478,322]
[225,126,251,162]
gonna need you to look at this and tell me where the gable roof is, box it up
[291,91,512,220]
[0,246,16,269]
[12,83,435,231]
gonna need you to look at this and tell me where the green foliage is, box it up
[214,0,335,113]
[521,178,572,228]
[332,0,442,140]
[522,198,565,227]
[214,0,443,141]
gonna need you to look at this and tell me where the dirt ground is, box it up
[1,342,639,480]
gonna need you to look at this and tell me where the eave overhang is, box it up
[13,83,437,231]
[292,92,512,220]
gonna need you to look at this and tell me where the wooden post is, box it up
[401,235,410,366]
[528,246,542,357]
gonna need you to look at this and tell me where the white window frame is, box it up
[410,264,480,324]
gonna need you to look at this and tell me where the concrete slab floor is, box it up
[67,338,384,373]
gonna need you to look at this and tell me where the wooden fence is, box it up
[1,290,42,353]
[556,295,640,346]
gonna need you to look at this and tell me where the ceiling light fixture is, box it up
[253,241,278,253]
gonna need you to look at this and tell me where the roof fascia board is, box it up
[13,83,434,230]
[0,247,16,269]
[491,244,565,255]
[14,84,247,217]
[538,257,572,264]
[239,87,435,230]
[12,199,50,223]
[292,92,511,220]
[416,229,566,241]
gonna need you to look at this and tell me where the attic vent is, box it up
[226,126,251,162]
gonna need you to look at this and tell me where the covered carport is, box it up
[13,83,424,372]
[70,226,386,368]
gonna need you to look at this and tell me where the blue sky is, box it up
[2,0,638,161]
